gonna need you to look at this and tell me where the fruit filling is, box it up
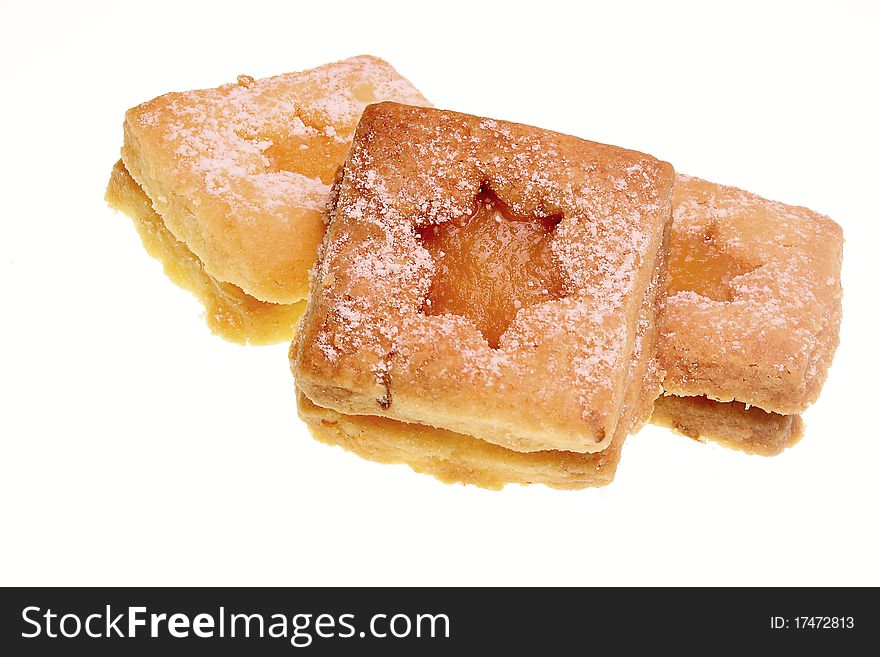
[418,190,563,348]
[263,134,348,184]
[667,222,753,302]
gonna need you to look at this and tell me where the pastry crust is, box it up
[295,222,669,488]
[105,160,306,344]
[298,391,617,489]
[120,56,429,305]
[293,102,674,454]
[651,394,804,456]
[660,175,843,415]
[297,391,622,489]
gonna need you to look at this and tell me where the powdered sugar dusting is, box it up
[126,55,430,218]
[661,174,843,411]
[296,103,673,448]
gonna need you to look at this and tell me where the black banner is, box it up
[0,587,873,654]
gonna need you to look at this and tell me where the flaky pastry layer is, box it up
[298,392,620,490]
[293,103,674,454]
[651,395,803,456]
[105,159,305,344]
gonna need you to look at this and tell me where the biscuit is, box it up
[654,174,842,451]
[295,221,668,488]
[661,175,843,414]
[112,55,428,341]
[292,102,673,454]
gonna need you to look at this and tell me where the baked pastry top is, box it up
[293,102,674,454]
[660,175,843,415]
[120,56,429,305]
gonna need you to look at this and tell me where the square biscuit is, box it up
[119,56,429,306]
[293,102,674,454]
[295,228,668,488]
[660,175,843,416]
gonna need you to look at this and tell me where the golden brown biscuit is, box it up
[295,220,669,488]
[293,102,674,454]
[661,175,843,415]
[115,56,429,325]
[653,174,842,452]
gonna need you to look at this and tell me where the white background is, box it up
[1,1,877,586]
